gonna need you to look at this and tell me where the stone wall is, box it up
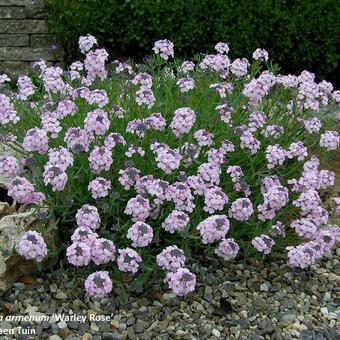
[0,0,59,78]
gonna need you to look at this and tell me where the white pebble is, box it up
[212,329,221,337]
[57,320,67,329]
[320,307,328,315]
[260,283,269,292]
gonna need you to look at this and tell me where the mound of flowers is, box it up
[0,35,339,298]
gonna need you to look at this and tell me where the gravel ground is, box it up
[0,249,339,340]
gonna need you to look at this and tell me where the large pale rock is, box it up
[0,209,39,294]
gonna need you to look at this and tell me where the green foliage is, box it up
[44,0,339,86]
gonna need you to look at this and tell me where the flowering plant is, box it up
[0,36,339,298]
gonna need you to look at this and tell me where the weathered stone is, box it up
[30,34,54,47]
[0,47,56,61]
[0,6,26,19]
[24,0,47,19]
[0,1,25,5]
[0,61,30,78]
[0,20,48,33]
[0,34,29,47]
[0,210,39,294]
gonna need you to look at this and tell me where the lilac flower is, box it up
[314,225,339,253]
[299,117,322,134]
[162,210,189,234]
[41,111,61,138]
[156,246,186,271]
[293,190,321,215]
[0,155,20,178]
[85,271,112,298]
[155,147,182,174]
[197,215,230,244]
[230,58,249,77]
[332,197,340,216]
[194,129,214,147]
[84,48,108,81]
[204,187,229,214]
[41,66,65,93]
[7,177,45,204]
[43,164,68,191]
[84,109,110,135]
[305,206,329,226]
[319,131,339,151]
[286,241,324,269]
[248,111,267,131]
[145,112,166,131]
[200,54,230,75]
[147,179,169,205]
[153,39,174,60]
[291,218,318,239]
[17,231,47,262]
[229,198,254,221]
[88,177,111,199]
[88,89,109,108]
[132,73,153,88]
[79,34,97,54]
[66,242,91,266]
[265,144,286,169]
[262,125,284,139]
[118,167,140,190]
[251,234,275,254]
[91,238,116,265]
[215,238,239,260]
[89,146,113,173]
[166,182,195,212]
[216,102,235,124]
[0,94,20,125]
[176,78,195,92]
[135,87,156,108]
[178,61,195,73]
[287,141,308,161]
[76,204,101,230]
[127,221,153,247]
[206,148,226,167]
[271,221,285,237]
[17,75,36,100]
[240,129,261,154]
[71,226,98,246]
[65,127,93,152]
[56,99,77,119]
[117,247,142,273]
[220,140,235,153]
[215,42,230,54]
[277,74,298,88]
[124,195,150,222]
[258,177,289,221]
[23,128,49,154]
[125,145,145,158]
[210,83,233,98]
[197,162,221,186]
[111,105,126,119]
[0,74,10,83]
[252,48,269,61]
[165,268,196,296]
[46,147,73,171]
[104,132,126,150]
[170,107,196,137]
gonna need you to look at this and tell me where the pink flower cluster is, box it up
[17,231,47,262]
[0,155,20,178]
[10,35,340,298]
[170,107,196,137]
[153,39,174,60]
[85,271,112,298]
